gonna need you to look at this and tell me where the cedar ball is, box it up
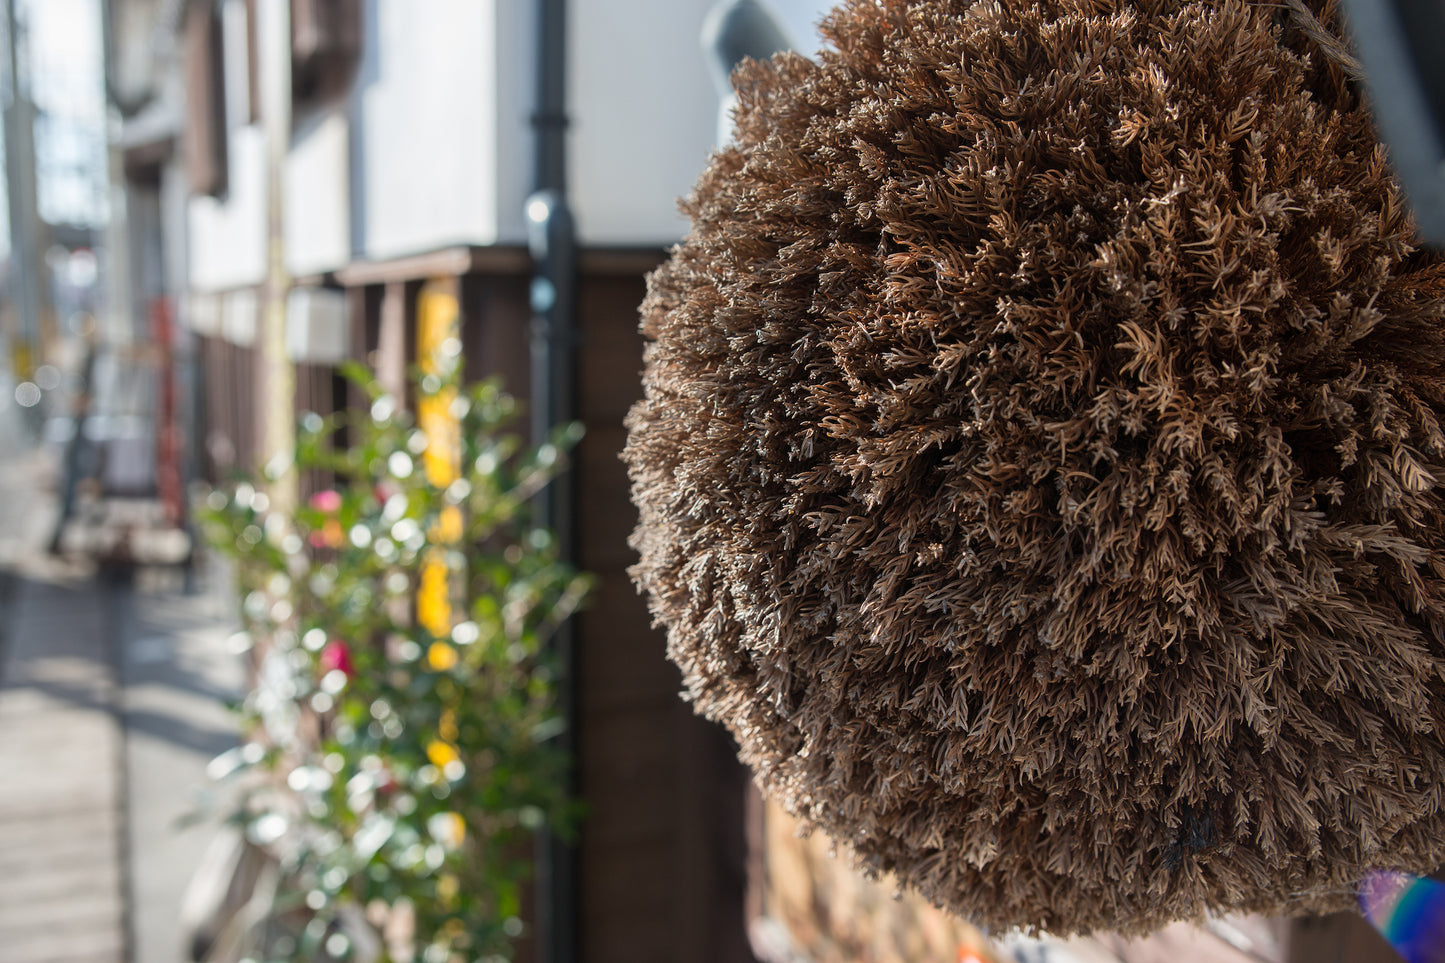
[624,0,1445,934]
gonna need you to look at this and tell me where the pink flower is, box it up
[319,640,356,678]
[309,489,342,513]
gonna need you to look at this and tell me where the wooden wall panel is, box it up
[575,588,679,710]
[1288,912,1399,963]
[319,255,754,963]
[460,274,531,396]
[574,268,758,963]
[575,425,639,573]
[293,360,342,495]
[197,334,259,479]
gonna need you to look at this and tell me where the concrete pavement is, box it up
[0,570,128,963]
[0,403,243,963]
[118,569,244,963]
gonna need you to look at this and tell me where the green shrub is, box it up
[201,356,589,963]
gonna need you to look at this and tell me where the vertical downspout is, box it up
[527,1,578,961]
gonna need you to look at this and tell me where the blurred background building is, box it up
[0,0,107,406]
[99,2,867,961]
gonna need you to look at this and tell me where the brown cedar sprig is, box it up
[625,0,1445,936]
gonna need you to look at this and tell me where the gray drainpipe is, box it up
[527,0,579,961]
[701,0,790,144]
[1337,0,1445,244]
[701,0,789,95]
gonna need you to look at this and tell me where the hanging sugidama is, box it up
[624,0,1445,935]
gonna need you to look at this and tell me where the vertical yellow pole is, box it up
[416,277,462,669]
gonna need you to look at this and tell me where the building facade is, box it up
[105,2,832,961]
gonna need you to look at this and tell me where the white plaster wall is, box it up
[187,123,267,292]
[772,0,836,55]
[221,0,252,123]
[184,0,843,283]
[186,0,266,294]
[567,0,838,248]
[160,158,189,297]
[351,0,513,259]
[221,287,258,346]
[109,0,170,109]
[494,2,538,246]
[285,106,350,277]
[567,0,719,247]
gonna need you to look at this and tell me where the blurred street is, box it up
[0,377,244,963]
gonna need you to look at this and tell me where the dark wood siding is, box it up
[182,1,228,197]
[574,267,757,963]
[1289,912,1404,963]
[459,274,531,394]
[197,333,259,479]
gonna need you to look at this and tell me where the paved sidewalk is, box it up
[0,402,243,963]
[0,568,128,963]
[118,568,244,963]
[0,563,244,963]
